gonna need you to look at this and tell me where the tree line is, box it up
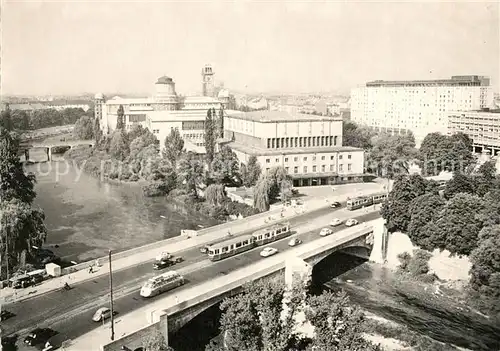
[0,103,94,131]
[342,121,474,179]
[380,164,500,318]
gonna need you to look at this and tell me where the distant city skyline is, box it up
[2,1,499,96]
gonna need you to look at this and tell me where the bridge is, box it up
[22,139,95,161]
[70,223,380,351]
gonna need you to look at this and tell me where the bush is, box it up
[408,249,432,276]
[129,174,140,182]
[143,182,172,197]
[397,252,412,271]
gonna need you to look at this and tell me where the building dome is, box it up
[218,89,230,98]
[156,76,174,84]
[94,92,104,100]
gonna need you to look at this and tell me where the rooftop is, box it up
[226,110,342,123]
[229,142,362,156]
[365,75,490,88]
[148,110,208,121]
[156,76,174,84]
[182,96,221,104]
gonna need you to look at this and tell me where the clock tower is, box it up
[201,64,215,97]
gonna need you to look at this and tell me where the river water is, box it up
[28,151,500,351]
[26,150,218,263]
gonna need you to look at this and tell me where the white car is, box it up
[92,307,116,322]
[330,218,342,227]
[156,251,172,261]
[320,228,333,237]
[260,247,278,257]
[288,238,302,247]
[345,219,359,227]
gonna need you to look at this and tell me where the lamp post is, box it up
[108,250,115,341]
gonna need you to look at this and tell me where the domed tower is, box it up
[94,93,106,133]
[201,64,215,97]
[154,76,179,110]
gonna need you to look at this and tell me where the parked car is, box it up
[330,201,341,208]
[41,333,69,351]
[345,219,359,227]
[319,228,333,237]
[1,309,14,321]
[92,307,118,322]
[24,328,56,346]
[330,218,342,227]
[200,246,210,254]
[153,256,183,270]
[260,247,278,257]
[288,238,302,247]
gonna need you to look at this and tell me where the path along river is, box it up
[27,151,500,351]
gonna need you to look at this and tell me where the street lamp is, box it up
[108,250,115,341]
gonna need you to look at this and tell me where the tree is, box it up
[380,174,429,233]
[1,104,13,131]
[218,106,225,138]
[93,116,102,145]
[142,329,173,351]
[211,145,239,185]
[73,116,94,140]
[0,198,47,276]
[407,193,445,250]
[204,108,217,165]
[241,155,261,187]
[433,193,484,256]
[178,152,204,198]
[368,133,416,178]
[205,184,226,206]
[475,161,498,196]
[116,104,125,130]
[443,172,475,200]
[477,189,500,227]
[109,129,129,161]
[280,179,293,204]
[305,291,381,351]
[265,166,291,202]
[0,128,37,204]
[418,132,449,176]
[342,121,374,149]
[163,128,184,168]
[253,177,270,212]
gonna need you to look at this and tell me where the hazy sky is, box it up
[2,1,499,96]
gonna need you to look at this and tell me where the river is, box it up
[27,151,500,351]
[26,150,218,263]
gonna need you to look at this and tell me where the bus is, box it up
[208,234,255,262]
[252,222,291,246]
[346,193,388,210]
[140,270,184,298]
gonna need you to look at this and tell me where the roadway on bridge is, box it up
[4,209,380,349]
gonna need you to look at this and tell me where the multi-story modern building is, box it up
[351,75,492,146]
[448,109,500,155]
[224,110,365,187]
[95,65,230,150]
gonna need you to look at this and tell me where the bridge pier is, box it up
[45,147,52,162]
[24,149,30,162]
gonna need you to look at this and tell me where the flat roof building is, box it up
[225,111,366,187]
[351,75,493,147]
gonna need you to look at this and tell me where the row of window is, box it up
[184,133,203,139]
[265,154,352,164]
[266,164,353,174]
[266,135,339,149]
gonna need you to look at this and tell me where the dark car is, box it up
[2,335,17,351]
[330,201,341,208]
[1,309,14,321]
[153,257,183,270]
[24,328,56,346]
[200,246,210,254]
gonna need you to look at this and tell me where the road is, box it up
[3,207,380,350]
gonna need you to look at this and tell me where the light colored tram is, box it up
[140,270,184,298]
[252,222,291,246]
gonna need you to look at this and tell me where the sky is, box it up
[2,0,499,96]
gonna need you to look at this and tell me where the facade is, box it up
[448,110,500,155]
[351,75,492,146]
[95,66,227,150]
[224,110,365,187]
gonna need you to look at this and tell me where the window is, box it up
[303,157,307,161]
[348,154,352,160]
[330,155,335,160]
[321,165,326,172]
[339,155,343,160]
[321,156,325,160]
[285,157,288,162]
[348,164,352,171]
[303,166,308,173]
[312,165,317,172]
[294,166,298,174]
[330,164,334,171]
[266,159,270,163]
[339,164,343,171]
[294,157,298,162]
[285,167,289,173]
[275,158,279,163]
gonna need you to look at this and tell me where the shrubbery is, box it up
[397,249,436,283]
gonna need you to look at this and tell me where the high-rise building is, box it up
[201,64,215,97]
[351,75,492,146]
